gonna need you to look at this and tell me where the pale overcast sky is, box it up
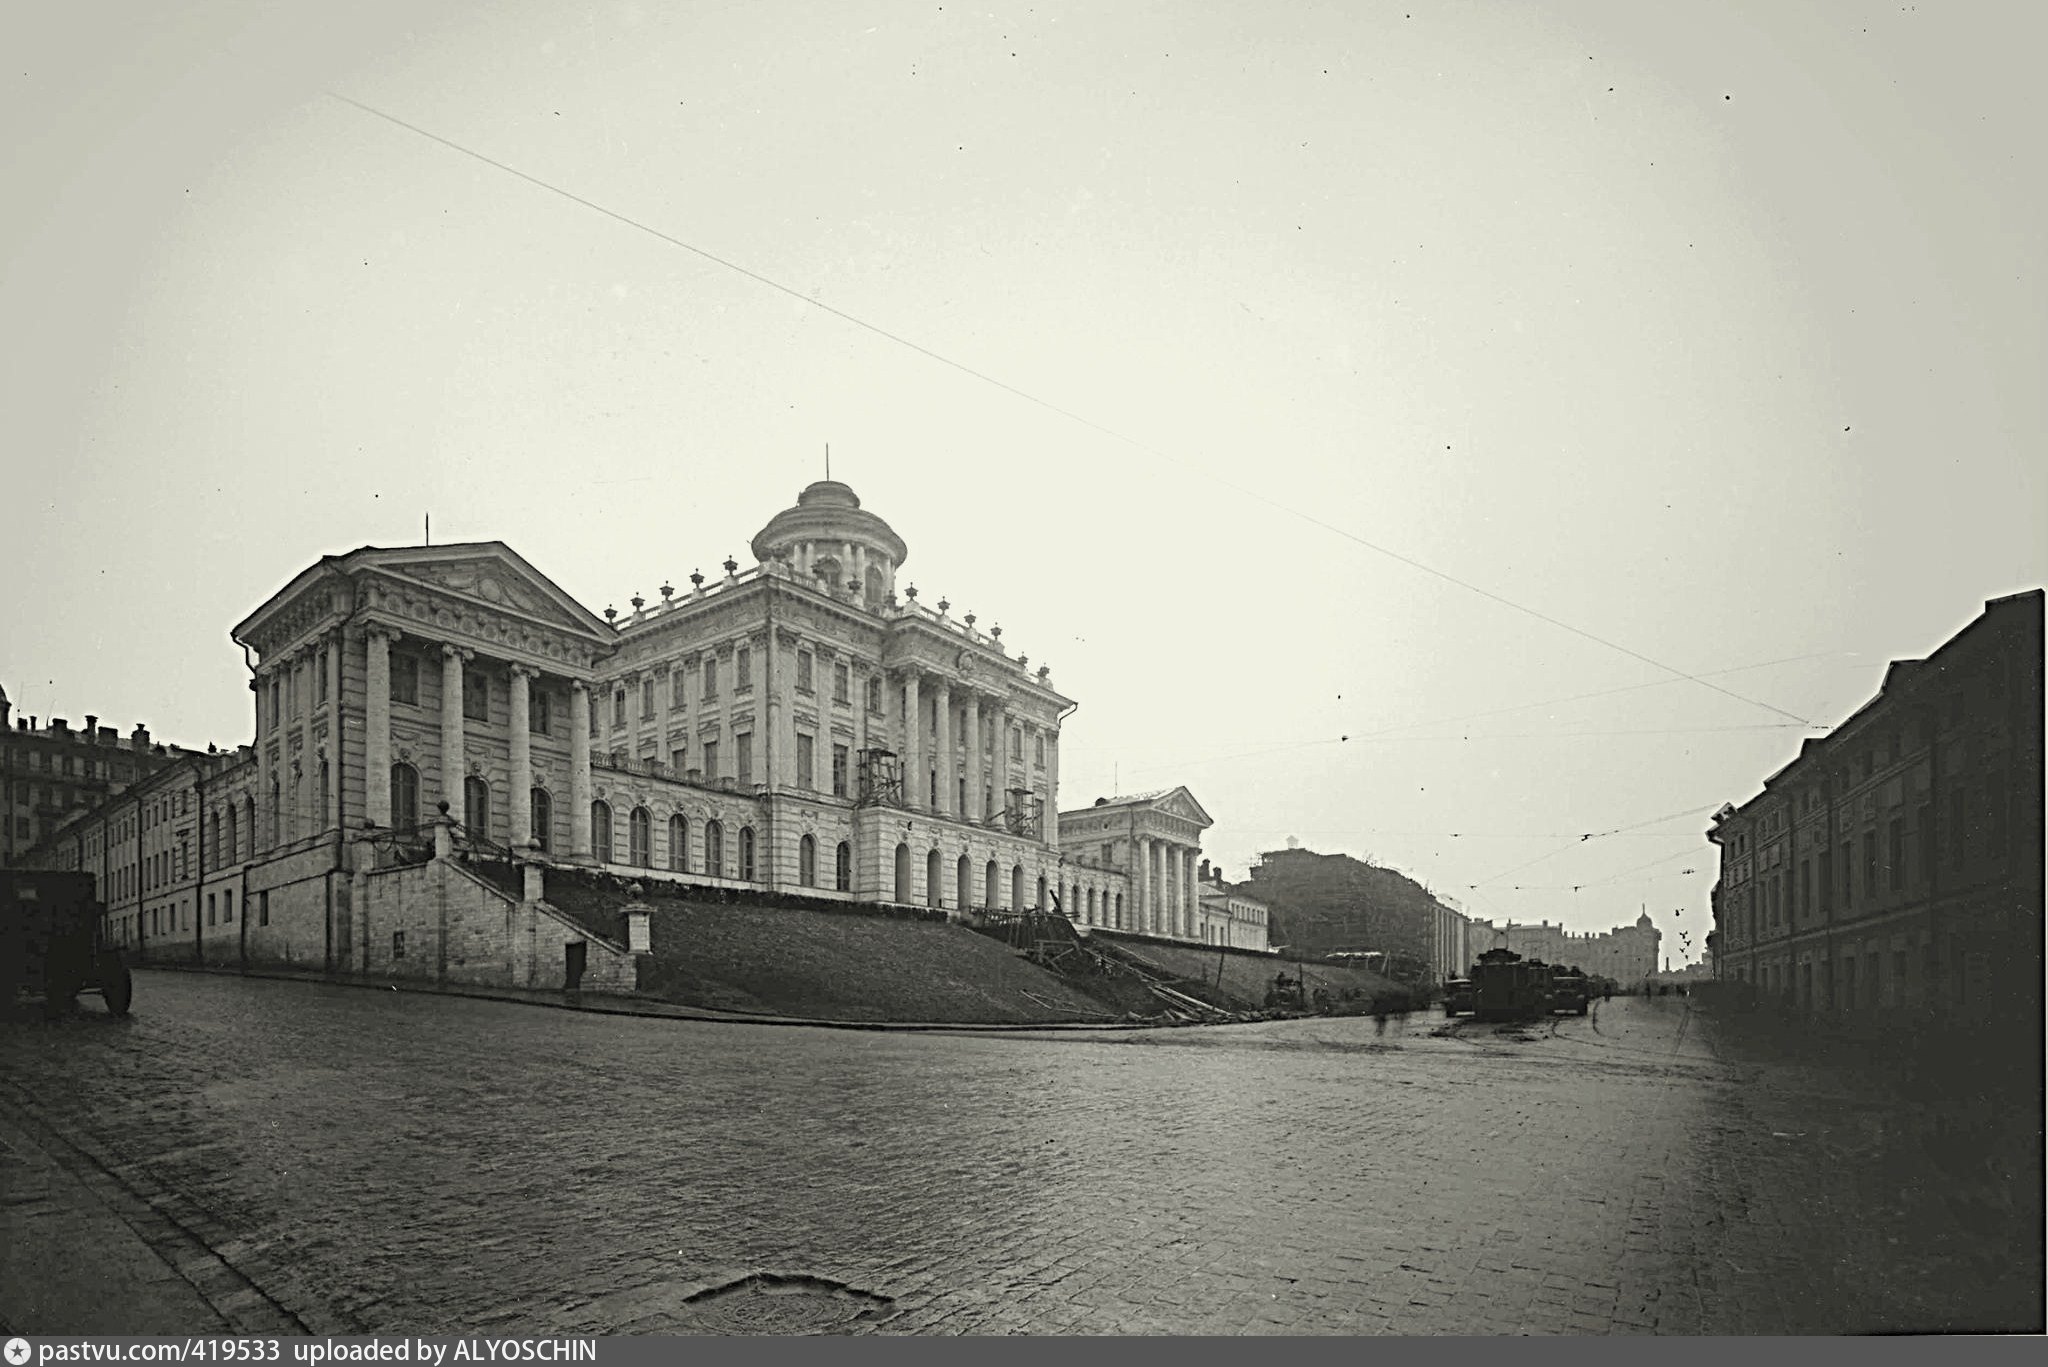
[6,1,2042,964]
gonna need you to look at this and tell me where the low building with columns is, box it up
[40,480,1254,973]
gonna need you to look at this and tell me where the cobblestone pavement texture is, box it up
[0,973,2036,1335]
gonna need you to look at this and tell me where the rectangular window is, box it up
[831,744,849,798]
[1011,728,1022,762]
[1817,849,1832,914]
[1887,818,1904,890]
[207,892,216,926]
[464,672,489,722]
[613,689,627,728]
[1862,832,1878,901]
[588,701,600,739]
[642,677,655,718]
[531,689,552,736]
[271,679,283,727]
[702,740,719,781]
[672,670,687,709]
[1915,805,1933,887]
[224,888,233,923]
[797,734,815,790]
[866,676,882,713]
[259,890,270,926]
[671,746,688,775]
[833,662,850,704]
[703,657,718,699]
[1840,840,1853,908]
[797,651,814,693]
[737,648,752,690]
[391,655,419,705]
[317,655,329,704]
[1798,860,1811,921]
[737,733,753,786]
[1035,734,1046,768]
[392,929,405,959]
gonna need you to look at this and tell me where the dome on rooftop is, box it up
[750,479,908,608]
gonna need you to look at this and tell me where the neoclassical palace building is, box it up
[37,482,1262,971]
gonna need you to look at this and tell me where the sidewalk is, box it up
[0,1109,227,1335]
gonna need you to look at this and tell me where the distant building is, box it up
[1056,787,1213,940]
[1194,859,1272,951]
[1493,915,1661,987]
[1708,590,2043,1022]
[1243,845,1471,983]
[0,685,204,867]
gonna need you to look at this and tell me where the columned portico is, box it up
[1135,835,1151,933]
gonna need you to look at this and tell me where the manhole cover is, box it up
[677,1273,893,1335]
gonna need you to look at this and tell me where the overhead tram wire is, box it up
[325,91,1823,733]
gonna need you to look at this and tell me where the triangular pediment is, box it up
[358,543,614,641]
[1151,786,1213,829]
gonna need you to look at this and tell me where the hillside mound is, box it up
[1094,932,1401,1009]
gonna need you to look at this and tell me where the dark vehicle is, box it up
[2,871,132,1018]
[1469,947,1549,1021]
[1442,977,1474,1017]
[1547,966,1592,1016]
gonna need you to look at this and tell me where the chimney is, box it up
[85,715,98,743]
[99,727,117,743]
[131,723,151,750]
[51,718,68,734]
[1199,857,1211,881]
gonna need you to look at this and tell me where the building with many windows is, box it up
[26,481,1261,975]
[0,688,202,867]
[1708,590,2043,1021]
[1477,915,1662,990]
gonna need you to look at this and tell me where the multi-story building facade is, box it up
[0,687,199,866]
[1194,860,1272,950]
[26,481,1244,967]
[1709,590,2043,1021]
[1243,845,1471,983]
[1492,915,1661,988]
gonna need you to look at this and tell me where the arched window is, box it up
[390,764,419,831]
[704,820,724,877]
[835,841,852,891]
[926,848,942,907]
[1115,892,1124,926]
[957,854,971,910]
[894,842,911,902]
[629,807,651,867]
[207,811,221,870]
[864,564,885,607]
[1037,874,1048,910]
[985,859,1000,908]
[319,760,331,829]
[223,805,238,866]
[669,814,688,871]
[270,778,282,846]
[530,787,552,852]
[1086,887,1097,923]
[464,775,490,837]
[242,796,256,860]
[1012,864,1025,911]
[591,800,613,862]
[800,834,817,887]
[738,826,756,880]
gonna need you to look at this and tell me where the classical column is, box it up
[509,665,534,847]
[717,650,733,781]
[439,645,469,815]
[994,700,1012,806]
[771,630,796,789]
[1186,847,1200,941]
[903,671,923,809]
[1134,835,1151,935]
[1046,729,1062,850]
[326,633,344,831]
[965,694,984,822]
[569,681,592,860]
[1165,844,1180,939]
[931,678,953,818]
[365,628,393,827]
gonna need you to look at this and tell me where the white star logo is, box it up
[5,1338,33,1366]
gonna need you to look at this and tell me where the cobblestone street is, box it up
[1,972,2035,1335]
